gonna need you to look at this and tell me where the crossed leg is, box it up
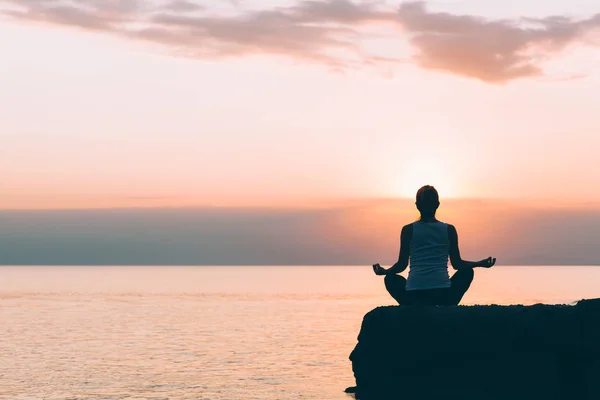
[447,268,474,305]
[384,268,474,306]
[384,274,408,305]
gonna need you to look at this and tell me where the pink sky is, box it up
[2,0,600,209]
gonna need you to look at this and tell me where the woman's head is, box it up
[416,185,440,219]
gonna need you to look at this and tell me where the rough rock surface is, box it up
[348,299,600,400]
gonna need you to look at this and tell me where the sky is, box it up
[1,0,600,265]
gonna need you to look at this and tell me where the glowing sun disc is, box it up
[395,161,459,199]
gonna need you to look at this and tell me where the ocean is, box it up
[1,266,600,399]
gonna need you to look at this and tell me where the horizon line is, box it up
[1,264,599,267]
[2,195,600,212]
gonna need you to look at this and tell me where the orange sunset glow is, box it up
[1,0,600,266]
[2,0,600,211]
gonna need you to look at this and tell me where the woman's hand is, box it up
[372,263,387,276]
[479,257,496,268]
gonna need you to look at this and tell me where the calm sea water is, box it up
[1,266,600,399]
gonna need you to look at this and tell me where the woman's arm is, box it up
[373,224,412,275]
[448,224,496,270]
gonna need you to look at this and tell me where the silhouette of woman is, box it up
[373,185,496,306]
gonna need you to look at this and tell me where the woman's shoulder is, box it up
[445,223,458,236]
[442,221,455,228]
[401,223,414,235]
[433,220,457,234]
[434,220,453,226]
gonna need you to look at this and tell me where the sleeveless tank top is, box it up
[406,221,451,291]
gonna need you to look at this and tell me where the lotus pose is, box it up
[373,185,496,306]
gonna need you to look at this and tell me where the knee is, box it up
[462,268,474,283]
[384,274,406,288]
[384,274,393,285]
[465,268,474,279]
[384,274,393,289]
[453,268,474,284]
[384,273,396,285]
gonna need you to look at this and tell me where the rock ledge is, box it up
[348,299,600,399]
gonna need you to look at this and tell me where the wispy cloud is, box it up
[2,0,600,82]
[397,2,600,82]
[162,0,204,13]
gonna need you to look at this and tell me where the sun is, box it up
[394,160,460,199]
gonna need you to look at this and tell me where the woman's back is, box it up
[372,185,495,306]
[406,221,451,291]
